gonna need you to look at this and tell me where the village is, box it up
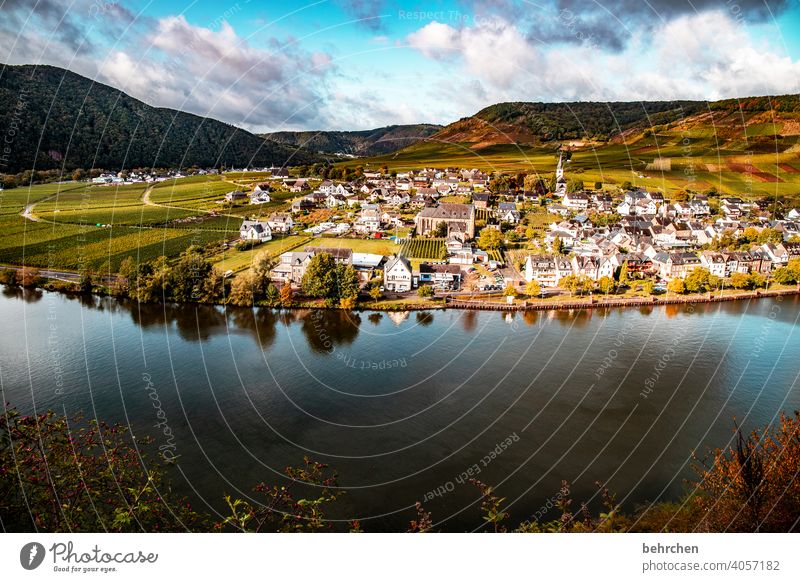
[224,152,800,305]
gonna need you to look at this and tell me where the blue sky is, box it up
[2,0,799,132]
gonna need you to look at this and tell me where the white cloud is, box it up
[405,10,800,107]
[101,15,334,129]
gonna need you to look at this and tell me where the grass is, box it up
[212,236,311,273]
[307,237,399,255]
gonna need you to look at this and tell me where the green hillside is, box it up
[0,64,324,173]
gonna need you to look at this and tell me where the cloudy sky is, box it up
[2,0,799,132]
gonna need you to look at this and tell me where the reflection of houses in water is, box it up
[386,311,410,326]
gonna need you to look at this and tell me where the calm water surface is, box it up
[1,287,799,531]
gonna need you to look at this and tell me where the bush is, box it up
[235,240,261,252]
[19,268,43,288]
[417,284,434,298]
[0,269,18,286]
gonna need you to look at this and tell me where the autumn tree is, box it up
[525,280,541,297]
[229,272,255,306]
[478,227,503,250]
[597,276,615,294]
[667,278,686,294]
[684,267,711,293]
[279,284,294,306]
[617,260,629,287]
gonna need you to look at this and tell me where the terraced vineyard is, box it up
[0,179,242,271]
[398,238,446,259]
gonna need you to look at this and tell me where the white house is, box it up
[240,220,272,242]
[267,213,294,234]
[250,184,271,204]
[524,255,573,288]
[384,255,413,292]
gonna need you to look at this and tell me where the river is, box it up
[1,286,798,531]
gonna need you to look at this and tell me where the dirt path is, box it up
[20,193,60,222]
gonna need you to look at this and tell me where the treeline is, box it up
[3,408,799,532]
[1,247,364,309]
[709,95,800,113]
[0,64,324,174]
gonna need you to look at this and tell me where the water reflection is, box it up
[298,310,361,353]
[2,287,44,303]
[415,312,434,326]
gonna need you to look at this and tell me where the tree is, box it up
[170,247,212,302]
[771,258,800,285]
[559,274,593,296]
[301,253,338,298]
[672,189,690,203]
[597,276,615,294]
[617,261,629,287]
[203,268,228,303]
[691,412,800,532]
[433,221,448,238]
[229,272,255,306]
[525,280,541,298]
[368,285,382,302]
[417,285,434,298]
[78,268,93,294]
[684,267,711,293]
[749,272,767,289]
[667,278,686,294]
[503,284,517,298]
[642,280,655,295]
[566,179,584,193]
[264,284,280,306]
[478,227,503,250]
[118,256,137,281]
[620,181,633,191]
[335,264,360,303]
[552,236,565,255]
[252,252,277,298]
[279,284,294,306]
[730,272,752,289]
[594,181,602,190]
[756,228,783,245]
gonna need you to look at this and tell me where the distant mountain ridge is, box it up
[262,124,442,157]
[0,64,325,173]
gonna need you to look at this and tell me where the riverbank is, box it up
[4,268,798,314]
[441,286,800,312]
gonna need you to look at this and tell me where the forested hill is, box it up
[263,124,442,156]
[427,97,800,146]
[0,64,324,173]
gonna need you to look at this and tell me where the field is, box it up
[0,179,253,272]
[211,236,312,273]
[398,238,446,259]
[307,237,399,255]
[342,115,800,200]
